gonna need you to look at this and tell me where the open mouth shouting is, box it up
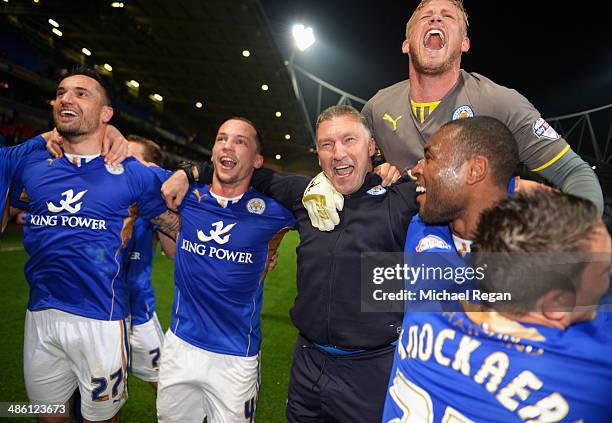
[415,183,427,208]
[334,164,354,177]
[423,28,446,51]
[218,155,238,170]
[58,108,79,122]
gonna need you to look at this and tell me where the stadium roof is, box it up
[1,0,317,172]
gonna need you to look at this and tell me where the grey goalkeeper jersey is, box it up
[362,70,568,172]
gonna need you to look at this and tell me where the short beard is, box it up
[420,167,465,224]
[420,197,462,224]
[215,173,239,186]
[214,167,253,188]
[53,111,98,140]
[409,44,462,75]
[55,126,85,139]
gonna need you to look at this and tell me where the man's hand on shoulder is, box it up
[43,125,129,166]
[102,125,129,166]
[44,129,64,159]
[302,172,344,231]
[374,163,401,186]
[161,170,190,211]
[515,177,558,195]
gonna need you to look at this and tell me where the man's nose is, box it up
[222,139,235,151]
[429,14,442,24]
[332,142,346,160]
[411,159,424,177]
[59,93,73,104]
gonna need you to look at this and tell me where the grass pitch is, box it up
[0,226,299,422]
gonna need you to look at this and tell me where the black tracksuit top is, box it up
[250,169,418,350]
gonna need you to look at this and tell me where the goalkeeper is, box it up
[161,105,418,422]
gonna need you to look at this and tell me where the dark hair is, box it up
[473,191,601,312]
[222,116,263,154]
[127,134,163,165]
[63,65,112,106]
[442,116,519,188]
[316,105,372,139]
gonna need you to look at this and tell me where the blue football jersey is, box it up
[11,141,167,320]
[402,176,517,301]
[405,213,458,254]
[1,136,46,231]
[384,175,612,421]
[171,183,295,357]
[382,308,612,422]
[125,217,157,325]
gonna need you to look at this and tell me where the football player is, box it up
[124,135,166,391]
[155,117,295,423]
[10,66,177,423]
[384,191,611,422]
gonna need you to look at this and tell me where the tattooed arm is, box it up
[151,210,180,259]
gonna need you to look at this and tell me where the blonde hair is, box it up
[405,0,469,39]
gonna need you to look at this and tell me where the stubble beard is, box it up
[409,42,462,75]
[421,195,462,224]
[54,113,96,140]
[420,178,464,224]
[214,165,251,188]
[216,173,239,186]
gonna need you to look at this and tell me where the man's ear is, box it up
[465,155,487,185]
[254,153,264,170]
[369,138,377,158]
[461,36,470,53]
[101,106,114,124]
[402,39,410,55]
[540,288,576,321]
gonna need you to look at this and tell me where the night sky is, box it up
[261,0,612,118]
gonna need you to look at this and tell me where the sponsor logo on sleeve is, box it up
[452,105,475,120]
[532,118,560,140]
[415,235,452,252]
